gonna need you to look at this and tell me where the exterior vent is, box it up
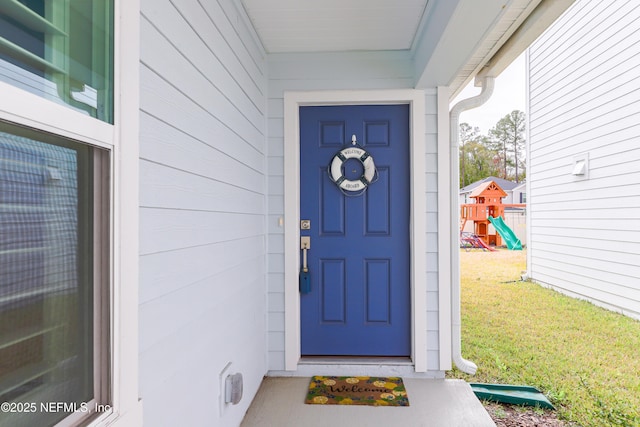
[225,373,243,405]
[572,153,589,180]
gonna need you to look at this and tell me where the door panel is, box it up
[365,167,390,235]
[365,258,391,323]
[300,104,410,356]
[320,259,346,323]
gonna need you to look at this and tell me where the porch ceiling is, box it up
[239,0,554,94]
[240,0,431,53]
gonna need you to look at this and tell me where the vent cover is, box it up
[225,373,243,405]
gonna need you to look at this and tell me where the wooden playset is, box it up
[460,180,525,249]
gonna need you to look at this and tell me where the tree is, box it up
[460,138,501,187]
[459,122,481,188]
[487,110,526,182]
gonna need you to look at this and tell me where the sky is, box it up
[452,53,526,134]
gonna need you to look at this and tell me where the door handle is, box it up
[300,236,311,294]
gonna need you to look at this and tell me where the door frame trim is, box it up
[283,90,426,372]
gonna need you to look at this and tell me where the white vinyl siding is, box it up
[265,53,445,373]
[528,0,640,320]
[424,91,442,371]
[138,0,267,425]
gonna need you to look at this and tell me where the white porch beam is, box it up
[412,0,510,89]
[476,0,576,80]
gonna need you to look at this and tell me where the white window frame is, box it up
[0,0,141,425]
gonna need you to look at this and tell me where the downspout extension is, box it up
[449,76,495,374]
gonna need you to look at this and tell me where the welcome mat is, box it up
[305,376,409,406]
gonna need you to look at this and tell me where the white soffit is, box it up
[448,0,543,95]
[240,0,430,53]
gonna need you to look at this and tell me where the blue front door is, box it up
[300,104,411,356]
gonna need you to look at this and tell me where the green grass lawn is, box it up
[447,249,640,427]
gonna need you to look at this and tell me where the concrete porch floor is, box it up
[241,377,496,427]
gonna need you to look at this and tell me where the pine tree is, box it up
[487,110,526,182]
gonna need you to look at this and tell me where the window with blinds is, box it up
[0,123,110,427]
[0,0,114,123]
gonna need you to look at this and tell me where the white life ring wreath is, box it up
[329,147,376,192]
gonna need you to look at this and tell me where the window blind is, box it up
[0,0,114,123]
[0,0,67,74]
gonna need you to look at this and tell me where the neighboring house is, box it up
[512,182,527,204]
[459,176,522,205]
[0,1,574,426]
[527,0,640,320]
[508,182,528,245]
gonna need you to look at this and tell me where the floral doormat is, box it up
[304,376,409,406]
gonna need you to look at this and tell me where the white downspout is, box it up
[449,76,495,374]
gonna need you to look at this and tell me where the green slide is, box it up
[470,383,554,409]
[488,216,522,250]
